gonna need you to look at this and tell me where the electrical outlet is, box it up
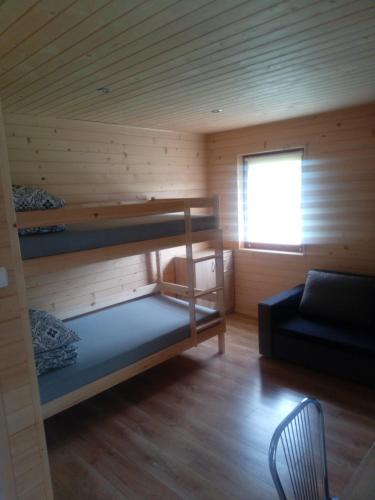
[0,268,8,288]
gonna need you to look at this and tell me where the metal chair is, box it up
[269,398,337,500]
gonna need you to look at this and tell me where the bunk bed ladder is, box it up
[214,193,226,353]
[155,196,225,353]
[184,197,225,352]
[213,225,226,354]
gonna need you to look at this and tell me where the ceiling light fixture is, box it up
[97,86,112,94]
[211,109,223,113]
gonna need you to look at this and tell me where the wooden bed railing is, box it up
[16,196,218,229]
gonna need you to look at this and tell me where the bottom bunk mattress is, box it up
[38,294,217,405]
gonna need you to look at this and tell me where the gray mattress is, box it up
[20,214,216,260]
[38,295,217,405]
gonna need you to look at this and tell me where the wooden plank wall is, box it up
[0,104,52,498]
[208,103,375,317]
[4,114,207,318]
[1,0,374,133]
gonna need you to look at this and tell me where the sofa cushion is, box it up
[277,314,375,353]
[299,270,375,328]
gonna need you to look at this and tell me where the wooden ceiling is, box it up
[0,0,374,133]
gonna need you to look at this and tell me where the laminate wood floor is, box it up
[45,314,375,500]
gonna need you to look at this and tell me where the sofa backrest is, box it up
[299,269,375,328]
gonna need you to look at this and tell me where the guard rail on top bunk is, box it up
[16,196,226,417]
[17,196,221,271]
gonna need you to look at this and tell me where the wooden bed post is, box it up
[213,196,226,354]
[155,249,162,285]
[214,233,226,354]
[0,101,53,498]
[184,202,197,346]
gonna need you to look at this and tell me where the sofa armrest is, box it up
[258,284,304,357]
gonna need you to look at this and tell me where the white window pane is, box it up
[244,151,302,246]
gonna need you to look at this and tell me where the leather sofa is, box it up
[258,270,375,386]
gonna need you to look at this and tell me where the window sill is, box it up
[238,247,304,257]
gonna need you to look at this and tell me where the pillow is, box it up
[18,224,65,236]
[34,344,78,376]
[12,184,66,235]
[299,270,375,328]
[29,309,80,354]
[13,184,65,211]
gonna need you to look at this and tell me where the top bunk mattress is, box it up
[19,214,216,260]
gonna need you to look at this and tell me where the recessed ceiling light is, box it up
[211,109,223,113]
[97,86,112,94]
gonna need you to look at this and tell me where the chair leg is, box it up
[218,332,225,354]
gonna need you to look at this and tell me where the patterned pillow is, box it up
[29,309,80,354]
[12,184,66,235]
[13,184,65,211]
[35,344,78,376]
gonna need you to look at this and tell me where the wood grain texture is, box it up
[5,113,207,318]
[208,103,375,317]
[0,102,53,498]
[0,1,374,132]
[5,114,207,203]
[342,442,375,500]
[44,314,375,500]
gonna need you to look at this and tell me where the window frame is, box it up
[242,149,304,254]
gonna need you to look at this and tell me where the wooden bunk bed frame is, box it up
[16,195,226,419]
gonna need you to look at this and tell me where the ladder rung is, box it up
[193,254,217,264]
[197,317,224,332]
[159,281,190,297]
[194,286,223,298]
[160,282,224,300]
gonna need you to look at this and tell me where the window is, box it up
[242,149,303,252]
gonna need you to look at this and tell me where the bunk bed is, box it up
[17,196,226,419]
